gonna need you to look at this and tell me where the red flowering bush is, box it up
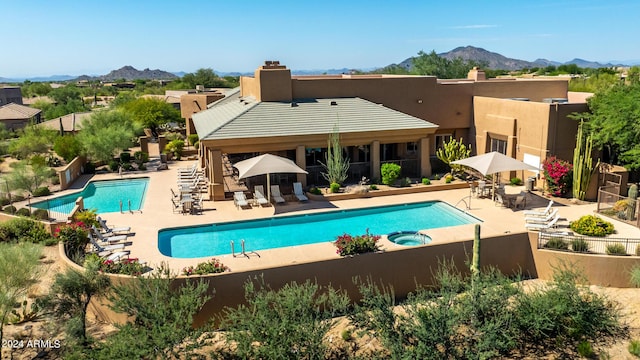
[542,156,573,197]
[182,258,229,276]
[56,221,90,259]
[334,229,381,256]
[85,253,148,276]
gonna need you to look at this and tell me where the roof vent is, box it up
[330,101,338,106]
[291,102,298,107]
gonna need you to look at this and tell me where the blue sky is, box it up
[2,0,639,78]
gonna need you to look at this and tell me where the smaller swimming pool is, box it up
[387,231,432,246]
[31,177,149,215]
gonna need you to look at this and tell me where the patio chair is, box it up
[91,225,128,243]
[89,234,126,254]
[523,200,554,217]
[234,191,249,209]
[495,192,507,207]
[253,185,270,206]
[525,214,560,231]
[104,251,130,262]
[191,197,203,214]
[97,216,131,235]
[525,208,559,223]
[293,182,308,202]
[270,185,286,204]
[171,197,182,213]
[514,192,527,210]
[170,188,180,200]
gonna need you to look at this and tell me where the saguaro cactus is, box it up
[628,184,638,220]
[470,224,481,277]
[572,121,599,200]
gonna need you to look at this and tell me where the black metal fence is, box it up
[538,232,640,256]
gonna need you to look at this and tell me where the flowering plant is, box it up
[182,258,229,276]
[542,156,573,197]
[84,253,149,276]
[334,229,381,256]
[56,222,90,258]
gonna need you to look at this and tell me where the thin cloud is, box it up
[449,24,499,29]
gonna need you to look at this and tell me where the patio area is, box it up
[52,159,629,274]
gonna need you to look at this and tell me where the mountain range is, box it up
[1,46,638,82]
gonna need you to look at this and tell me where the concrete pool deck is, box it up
[47,160,640,274]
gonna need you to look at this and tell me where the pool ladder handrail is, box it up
[415,231,428,245]
[454,196,471,211]
[231,239,260,258]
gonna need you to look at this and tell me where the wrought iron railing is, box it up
[538,232,640,256]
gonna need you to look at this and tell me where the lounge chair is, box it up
[253,185,270,206]
[234,192,249,209]
[514,192,527,209]
[97,217,131,235]
[270,185,286,204]
[105,251,130,262]
[523,200,553,217]
[91,225,128,243]
[525,208,559,223]
[525,215,560,231]
[171,197,182,213]
[89,235,126,254]
[293,182,308,202]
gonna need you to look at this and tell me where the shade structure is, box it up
[451,152,539,200]
[233,154,308,202]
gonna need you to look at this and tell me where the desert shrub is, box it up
[629,339,640,357]
[330,182,340,193]
[445,175,453,183]
[83,162,95,174]
[334,230,380,256]
[31,208,50,221]
[309,187,322,195]
[369,184,378,190]
[0,217,53,244]
[187,134,199,147]
[121,162,133,171]
[16,208,31,217]
[12,194,25,202]
[629,265,640,288]
[100,257,148,276]
[133,150,149,164]
[3,205,16,214]
[381,163,401,185]
[606,243,627,255]
[510,177,523,186]
[55,222,89,261]
[182,258,229,276]
[545,237,568,250]
[50,176,60,185]
[119,151,131,163]
[72,209,99,228]
[422,177,431,185]
[33,186,50,197]
[0,197,10,206]
[108,160,119,172]
[220,278,350,360]
[570,215,615,237]
[164,139,185,160]
[577,341,595,358]
[400,177,412,187]
[571,238,590,252]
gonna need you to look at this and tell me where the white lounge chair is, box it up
[234,191,249,209]
[270,185,286,204]
[105,251,130,262]
[293,182,308,202]
[97,217,131,235]
[91,225,128,243]
[253,185,270,206]
[89,235,126,254]
[525,215,560,231]
[525,208,559,223]
[523,200,553,217]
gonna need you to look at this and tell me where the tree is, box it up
[578,82,640,168]
[43,260,110,346]
[119,97,182,136]
[182,68,223,88]
[7,159,54,195]
[53,135,84,162]
[8,126,57,159]
[0,242,43,347]
[319,126,349,185]
[77,110,138,164]
[412,50,487,79]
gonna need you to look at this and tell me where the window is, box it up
[490,138,507,154]
[406,142,418,154]
[434,134,452,152]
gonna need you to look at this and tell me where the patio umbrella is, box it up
[233,154,308,202]
[451,151,539,200]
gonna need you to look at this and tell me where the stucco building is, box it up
[187,61,588,201]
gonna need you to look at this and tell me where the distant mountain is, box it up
[0,74,76,83]
[77,66,179,81]
[392,46,630,72]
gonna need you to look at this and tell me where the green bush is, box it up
[445,174,453,183]
[629,265,640,288]
[121,162,133,171]
[381,163,401,185]
[510,177,523,186]
[571,238,589,252]
[544,237,568,250]
[334,230,380,256]
[400,177,411,187]
[16,208,31,217]
[606,242,627,255]
[83,162,95,174]
[422,177,431,185]
[55,222,90,260]
[309,187,322,195]
[3,205,16,214]
[0,217,53,244]
[369,184,378,190]
[119,151,131,163]
[0,197,10,206]
[108,160,120,172]
[330,182,340,193]
[187,134,199,147]
[31,208,49,221]
[33,186,51,197]
[100,257,148,276]
[133,150,149,164]
[164,139,185,160]
[570,215,615,237]
[182,258,229,276]
[629,339,640,357]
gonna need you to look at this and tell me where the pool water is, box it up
[31,178,149,214]
[387,231,433,246]
[158,201,480,258]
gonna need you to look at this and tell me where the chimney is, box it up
[467,66,486,81]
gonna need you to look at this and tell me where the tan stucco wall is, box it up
[180,93,224,136]
[473,79,569,102]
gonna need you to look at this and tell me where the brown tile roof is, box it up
[36,112,92,132]
[0,103,41,120]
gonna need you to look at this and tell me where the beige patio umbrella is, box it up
[451,152,539,200]
[233,154,308,202]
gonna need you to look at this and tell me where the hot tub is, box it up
[387,231,432,246]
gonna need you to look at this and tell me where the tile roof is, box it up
[36,112,93,132]
[0,103,41,120]
[193,96,437,141]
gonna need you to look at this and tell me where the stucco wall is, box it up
[58,156,86,191]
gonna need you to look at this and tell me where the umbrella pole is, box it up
[267,173,271,203]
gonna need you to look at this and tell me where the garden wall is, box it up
[58,156,86,191]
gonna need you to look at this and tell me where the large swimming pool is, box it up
[32,178,149,215]
[158,201,481,258]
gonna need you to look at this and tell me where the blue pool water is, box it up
[158,201,481,258]
[32,178,149,214]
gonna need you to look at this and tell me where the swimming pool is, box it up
[32,178,149,215]
[158,201,481,258]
